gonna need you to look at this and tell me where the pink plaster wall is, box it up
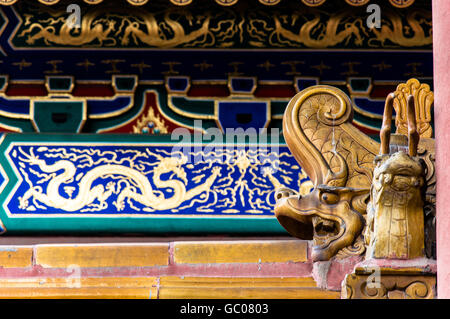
[432,0,450,299]
[312,256,363,291]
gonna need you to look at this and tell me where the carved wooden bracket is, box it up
[342,272,436,299]
[342,258,437,299]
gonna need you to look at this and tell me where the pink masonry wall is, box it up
[433,0,450,299]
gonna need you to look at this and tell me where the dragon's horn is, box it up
[407,95,420,157]
[380,93,395,155]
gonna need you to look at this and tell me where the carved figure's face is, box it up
[275,185,367,261]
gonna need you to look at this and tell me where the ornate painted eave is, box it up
[0,0,417,7]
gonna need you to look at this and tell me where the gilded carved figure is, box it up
[364,94,425,259]
[275,79,435,262]
[274,85,379,261]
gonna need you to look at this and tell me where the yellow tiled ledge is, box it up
[158,276,340,299]
[0,277,158,299]
[24,240,308,268]
[35,243,169,268]
[0,287,155,299]
[0,240,340,299]
[173,240,308,264]
[0,276,339,299]
[0,247,33,268]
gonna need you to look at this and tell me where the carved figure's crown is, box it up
[393,78,434,138]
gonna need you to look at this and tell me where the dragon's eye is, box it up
[320,192,339,205]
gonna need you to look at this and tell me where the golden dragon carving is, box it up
[275,80,435,261]
[18,13,118,46]
[258,8,430,48]
[370,10,432,48]
[120,10,211,47]
[270,11,364,48]
[17,7,212,48]
[274,85,379,261]
[14,5,432,48]
[18,147,221,212]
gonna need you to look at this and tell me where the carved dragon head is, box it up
[274,86,379,261]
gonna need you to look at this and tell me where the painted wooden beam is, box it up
[0,133,306,234]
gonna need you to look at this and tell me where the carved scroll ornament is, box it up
[343,273,436,299]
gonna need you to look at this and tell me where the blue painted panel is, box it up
[353,97,386,116]
[0,96,29,115]
[217,101,269,130]
[87,96,132,116]
[0,134,310,234]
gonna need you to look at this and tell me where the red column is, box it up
[433,0,450,299]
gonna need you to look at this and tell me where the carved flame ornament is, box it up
[393,78,434,138]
